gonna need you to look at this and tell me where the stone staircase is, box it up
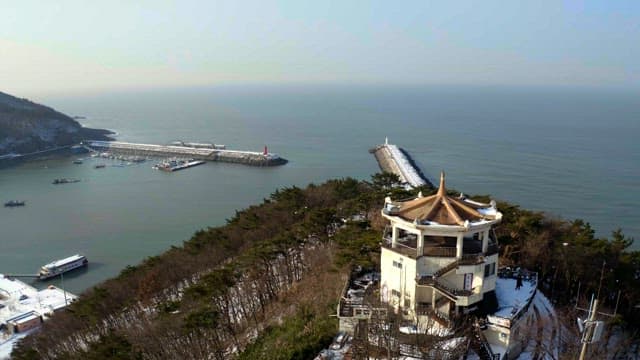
[469,323,500,360]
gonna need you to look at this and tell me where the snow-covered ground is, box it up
[0,330,32,359]
[518,291,562,360]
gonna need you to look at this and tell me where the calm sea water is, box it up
[1,85,638,293]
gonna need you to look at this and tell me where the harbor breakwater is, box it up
[370,140,433,189]
[84,141,288,167]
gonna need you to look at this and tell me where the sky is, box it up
[1,1,639,96]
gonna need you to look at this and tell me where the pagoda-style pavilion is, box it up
[380,172,502,322]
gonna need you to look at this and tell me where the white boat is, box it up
[152,158,205,172]
[38,254,88,280]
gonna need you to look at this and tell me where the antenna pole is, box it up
[578,296,598,360]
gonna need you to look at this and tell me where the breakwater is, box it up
[370,139,433,189]
[84,141,287,167]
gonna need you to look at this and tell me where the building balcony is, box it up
[382,235,498,259]
[381,238,420,259]
[415,276,473,297]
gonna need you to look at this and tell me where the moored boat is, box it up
[52,178,80,185]
[152,158,205,172]
[4,200,25,207]
[38,254,88,280]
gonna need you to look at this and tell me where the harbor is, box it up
[84,140,287,167]
[370,138,433,189]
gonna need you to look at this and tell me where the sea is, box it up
[1,84,638,294]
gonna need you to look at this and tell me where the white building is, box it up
[380,172,501,320]
[379,172,536,359]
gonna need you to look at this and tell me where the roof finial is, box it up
[437,171,446,196]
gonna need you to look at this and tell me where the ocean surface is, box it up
[1,85,638,293]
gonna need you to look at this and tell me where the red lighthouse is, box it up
[263,145,268,155]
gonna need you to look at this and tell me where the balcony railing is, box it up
[383,236,498,259]
[381,239,418,258]
[422,246,457,257]
[416,276,473,298]
[416,302,432,315]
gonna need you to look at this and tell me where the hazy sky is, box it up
[1,1,639,96]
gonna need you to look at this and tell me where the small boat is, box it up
[4,200,25,207]
[94,164,106,169]
[73,159,83,164]
[52,178,80,185]
[38,254,88,280]
[152,158,205,172]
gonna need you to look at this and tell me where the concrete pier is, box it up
[370,139,433,189]
[84,141,287,166]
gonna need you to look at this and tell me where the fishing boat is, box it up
[4,200,25,207]
[38,254,88,280]
[52,178,80,185]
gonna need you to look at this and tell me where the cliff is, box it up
[0,91,112,156]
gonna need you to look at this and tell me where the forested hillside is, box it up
[0,91,111,155]
[12,174,640,359]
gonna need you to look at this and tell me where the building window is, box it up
[391,289,401,297]
[392,261,402,269]
[485,263,496,277]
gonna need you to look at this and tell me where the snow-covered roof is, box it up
[1,276,77,325]
[488,276,537,328]
[0,276,29,297]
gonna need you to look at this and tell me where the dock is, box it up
[370,138,433,189]
[83,141,287,166]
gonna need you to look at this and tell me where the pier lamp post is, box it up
[61,271,68,306]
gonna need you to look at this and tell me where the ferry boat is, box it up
[152,158,205,172]
[4,200,25,207]
[38,254,88,280]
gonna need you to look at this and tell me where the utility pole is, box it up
[578,296,598,360]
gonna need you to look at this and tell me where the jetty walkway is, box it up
[84,141,287,166]
[370,138,432,189]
